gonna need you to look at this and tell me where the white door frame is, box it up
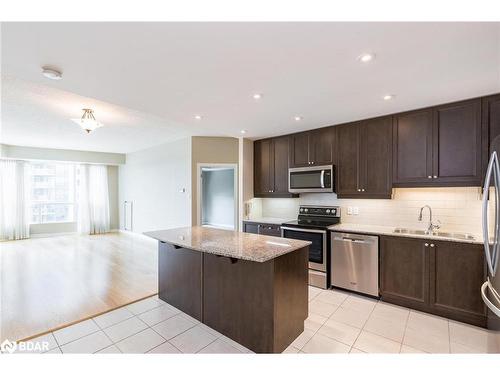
[197,163,238,231]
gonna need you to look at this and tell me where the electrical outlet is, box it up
[347,207,353,215]
[353,207,359,215]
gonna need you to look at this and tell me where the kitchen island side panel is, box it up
[158,242,203,321]
[273,246,308,352]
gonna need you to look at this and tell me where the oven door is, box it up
[289,166,333,193]
[281,226,326,272]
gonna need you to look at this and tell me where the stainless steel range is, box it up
[281,205,340,289]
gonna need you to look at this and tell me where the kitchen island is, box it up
[144,226,310,353]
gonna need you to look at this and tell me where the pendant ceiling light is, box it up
[71,109,103,133]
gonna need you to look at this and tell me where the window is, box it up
[29,162,76,224]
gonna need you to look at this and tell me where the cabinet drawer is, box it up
[258,224,281,237]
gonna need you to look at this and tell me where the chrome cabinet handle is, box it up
[430,243,435,247]
[433,175,438,179]
[357,189,361,192]
[424,243,429,247]
[362,189,365,192]
[427,176,432,179]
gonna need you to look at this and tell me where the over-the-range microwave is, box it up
[288,165,334,193]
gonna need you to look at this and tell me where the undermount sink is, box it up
[393,228,475,241]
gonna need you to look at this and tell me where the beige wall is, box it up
[191,136,239,227]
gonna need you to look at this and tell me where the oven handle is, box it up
[281,226,327,234]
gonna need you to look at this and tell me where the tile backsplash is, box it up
[249,187,490,235]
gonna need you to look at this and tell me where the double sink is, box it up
[393,227,476,241]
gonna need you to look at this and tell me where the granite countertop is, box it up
[243,217,293,225]
[144,226,311,262]
[328,223,484,245]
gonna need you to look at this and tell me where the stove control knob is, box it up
[326,209,331,214]
[304,208,309,213]
[299,208,304,212]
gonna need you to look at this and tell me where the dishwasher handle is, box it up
[331,232,378,244]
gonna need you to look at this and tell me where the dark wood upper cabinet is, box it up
[254,136,297,198]
[310,127,335,165]
[336,117,392,199]
[289,127,335,168]
[482,94,500,172]
[289,132,310,167]
[336,123,361,197]
[254,139,272,196]
[433,99,482,185]
[394,99,482,187]
[361,117,393,197]
[393,109,434,185]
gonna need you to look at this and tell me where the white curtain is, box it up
[77,164,110,235]
[0,159,30,240]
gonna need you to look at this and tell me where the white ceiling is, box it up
[2,22,500,153]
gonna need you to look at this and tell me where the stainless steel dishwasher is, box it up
[330,232,379,297]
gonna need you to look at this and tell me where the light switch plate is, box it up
[353,207,359,215]
[347,207,353,215]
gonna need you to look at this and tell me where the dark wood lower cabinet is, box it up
[380,235,487,327]
[158,242,202,321]
[429,240,486,326]
[380,236,430,310]
[158,242,308,353]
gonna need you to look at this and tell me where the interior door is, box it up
[432,99,482,185]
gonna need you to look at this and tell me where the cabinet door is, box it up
[289,132,310,167]
[432,99,482,185]
[258,224,281,237]
[336,123,361,197]
[393,109,433,185]
[482,94,500,174]
[158,242,202,320]
[272,136,290,194]
[360,117,393,198]
[243,222,259,234]
[309,127,335,166]
[380,236,430,310]
[429,241,486,326]
[254,139,272,196]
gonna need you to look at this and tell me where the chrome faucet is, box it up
[418,205,441,234]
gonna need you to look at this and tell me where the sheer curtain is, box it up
[0,159,30,240]
[77,164,110,235]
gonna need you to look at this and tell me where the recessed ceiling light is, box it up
[41,67,62,80]
[253,93,263,100]
[383,94,395,101]
[194,115,202,120]
[294,116,303,121]
[358,53,375,63]
[240,130,247,134]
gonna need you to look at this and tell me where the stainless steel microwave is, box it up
[288,165,334,193]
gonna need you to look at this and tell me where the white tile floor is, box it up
[20,287,498,354]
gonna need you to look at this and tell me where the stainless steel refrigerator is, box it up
[481,136,500,352]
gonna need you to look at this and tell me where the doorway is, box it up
[197,164,237,230]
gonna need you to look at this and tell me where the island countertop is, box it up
[144,226,311,263]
